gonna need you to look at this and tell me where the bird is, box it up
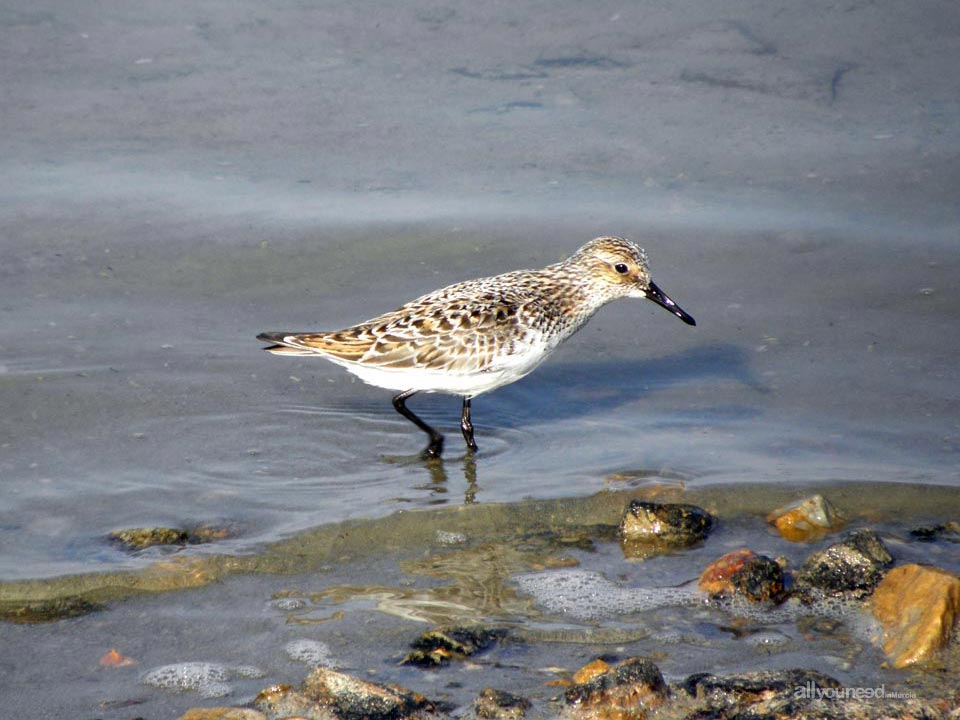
[257,236,695,458]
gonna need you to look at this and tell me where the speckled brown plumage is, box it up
[258,236,695,457]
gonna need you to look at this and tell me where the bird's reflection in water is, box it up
[383,452,480,505]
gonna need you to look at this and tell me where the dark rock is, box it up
[403,625,507,667]
[619,501,714,559]
[910,521,960,543]
[562,657,668,717]
[679,668,841,700]
[795,529,893,597]
[675,667,955,719]
[473,688,530,719]
[699,549,786,603]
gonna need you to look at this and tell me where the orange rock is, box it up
[698,549,785,602]
[871,564,960,668]
[572,658,611,684]
[698,549,756,595]
[178,709,267,720]
[767,494,844,542]
[98,648,138,667]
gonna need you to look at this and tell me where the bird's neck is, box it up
[538,260,615,331]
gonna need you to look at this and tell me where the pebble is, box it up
[871,563,960,668]
[619,500,714,559]
[698,549,786,603]
[562,657,669,718]
[795,529,893,597]
[473,687,531,719]
[402,625,507,667]
[766,494,844,542]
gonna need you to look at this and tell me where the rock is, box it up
[473,688,531,719]
[678,668,956,718]
[619,501,713,559]
[99,648,138,667]
[698,549,786,603]
[301,666,440,719]
[910,521,960,543]
[253,683,327,718]
[562,657,668,718]
[188,524,234,543]
[179,709,267,720]
[673,668,948,719]
[572,658,614,685]
[110,526,190,550]
[2,595,105,623]
[679,668,841,706]
[403,625,507,666]
[795,529,893,597]
[767,494,844,542]
[110,524,233,551]
[871,564,960,668]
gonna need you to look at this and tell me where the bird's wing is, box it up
[263,274,549,374]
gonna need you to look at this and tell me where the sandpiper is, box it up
[258,236,695,458]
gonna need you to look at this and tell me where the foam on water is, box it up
[516,568,881,644]
[141,661,265,698]
[435,530,468,545]
[285,639,337,666]
[514,569,700,620]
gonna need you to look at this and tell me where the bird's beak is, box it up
[644,280,696,326]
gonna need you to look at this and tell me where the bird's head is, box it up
[570,236,696,326]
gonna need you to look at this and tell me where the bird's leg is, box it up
[460,397,479,453]
[392,390,444,459]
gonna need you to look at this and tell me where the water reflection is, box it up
[383,453,480,505]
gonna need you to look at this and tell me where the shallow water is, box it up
[2,218,956,580]
[2,0,959,716]
[1,483,958,718]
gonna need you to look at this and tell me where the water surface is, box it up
[1,0,958,716]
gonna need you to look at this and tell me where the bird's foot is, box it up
[420,435,445,460]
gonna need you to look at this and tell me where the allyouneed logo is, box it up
[794,682,917,701]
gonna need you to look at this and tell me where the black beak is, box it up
[645,280,696,326]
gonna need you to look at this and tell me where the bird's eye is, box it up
[614,263,629,274]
